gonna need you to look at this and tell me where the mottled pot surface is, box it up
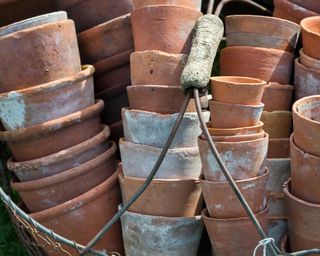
[268,138,290,159]
[290,0,320,13]
[299,48,320,70]
[262,82,293,112]
[261,111,292,139]
[269,219,288,248]
[301,16,320,59]
[133,0,202,10]
[206,121,264,136]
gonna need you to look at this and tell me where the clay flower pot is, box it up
[0,100,103,161]
[220,46,294,84]
[31,169,124,255]
[289,0,320,13]
[133,0,202,10]
[262,83,294,111]
[202,207,269,256]
[269,219,288,248]
[301,16,320,59]
[206,121,264,136]
[0,20,81,93]
[120,138,201,179]
[284,179,320,252]
[268,138,290,159]
[261,111,292,139]
[7,126,110,181]
[121,209,203,256]
[226,15,300,52]
[198,134,268,182]
[131,5,202,54]
[202,130,265,143]
[201,169,268,218]
[122,108,209,148]
[210,100,264,128]
[299,48,320,70]
[293,95,320,156]
[130,50,188,86]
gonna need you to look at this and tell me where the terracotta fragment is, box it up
[133,0,202,10]
[261,111,292,139]
[206,121,264,136]
[262,83,293,111]
[301,16,320,59]
[268,138,290,159]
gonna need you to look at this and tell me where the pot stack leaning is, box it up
[119,2,205,255]
[0,12,124,255]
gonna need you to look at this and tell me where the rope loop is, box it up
[253,238,275,256]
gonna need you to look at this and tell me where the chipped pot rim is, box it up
[266,82,294,91]
[290,133,319,160]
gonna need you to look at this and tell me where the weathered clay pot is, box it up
[220,46,294,84]
[120,138,201,179]
[226,15,300,52]
[54,0,133,32]
[261,111,292,139]
[262,83,293,111]
[31,169,124,255]
[0,100,103,162]
[121,209,203,256]
[290,134,320,204]
[131,5,202,54]
[202,130,265,143]
[268,138,290,159]
[130,50,188,86]
[198,134,268,182]
[210,76,266,105]
[301,16,320,60]
[293,95,320,156]
[202,207,269,256]
[0,20,81,93]
[206,121,264,136]
[289,0,320,13]
[109,121,124,146]
[299,48,320,70]
[133,0,202,10]
[0,65,95,131]
[122,108,209,148]
[201,169,268,218]
[269,219,288,247]
[284,179,320,252]
[210,100,264,128]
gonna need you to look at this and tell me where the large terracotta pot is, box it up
[133,0,202,10]
[290,0,320,13]
[31,169,124,255]
[262,82,293,112]
[0,100,103,161]
[226,15,300,52]
[261,111,292,139]
[301,16,320,59]
[268,138,290,159]
[299,48,320,70]
[131,5,202,54]
[206,121,264,136]
[0,20,81,93]
[220,46,294,84]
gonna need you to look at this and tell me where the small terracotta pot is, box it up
[0,20,81,93]
[202,130,265,143]
[201,169,268,218]
[289,0,320,13]
[130,50,188,86]
[210,100,264,128]
[202,207,269,256]
[31,169,124,255]
[299,48,320,70]
[261,111,292,139]
[226,15,300,52]
[0,100,103,162]
[198,134,268,182]
[268,138,290,159]
[131,5,202,54]
[206,121,264,136]
[262,83,293,111]
[293,95,320,156]
[284,179,320,252]
[210,76,266,105]
[133,0,202,10]
[220,46,294,84]
[121,209,203,256]
[269,219,288,247]
[120,138,201,179]
[301,16,320,60]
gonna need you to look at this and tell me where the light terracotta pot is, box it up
[220,46,294,84]
[198,134,268,182]
[206,121,264,136]
[289,0,320,13]
[133,0,202,10]
[210,76,266,105]
[201,130,265,143]
[131,5,202,54]
[130,50,188,86]
[299,48,320,70]
[226,15,300,52]
[268,138,290,159]
[0,100,103,161]
[261,111,292,139]
[301,16,320,59]
[210,100,264,128]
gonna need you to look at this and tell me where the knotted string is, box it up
[253,238,275,256]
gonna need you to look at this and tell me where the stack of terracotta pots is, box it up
[0,12,123,255]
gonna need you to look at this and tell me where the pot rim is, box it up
[131,49,188,58]
[128,84,181,89]
[206,121,264,132]
[207,130,265,141]
[301,16,320,37]
[222,45,294,57]
[266,82,294,91]
[210,100,264,108]
[198,132,269,145]
[122,107,203,118]
[131,4,202,17]
[274,0,318,15]
[299,48,320,66]
[292,94,320,126]
[290,133,319,160]
[210,76,266,86]
[295,57,320,74]
[269,138,289,142]
[262,110,292,115]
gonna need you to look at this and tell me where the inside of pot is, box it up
[297,99,320,122]
[305,19,320,35]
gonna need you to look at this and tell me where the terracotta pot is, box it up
[0,20,81,93]
[299,48,320,70]
[284,179,320,252]
[301,16,320,59]
[122,108,209,148]
[130,50,188,86]
[121,209,203,256]
[0,100,103,162]
[269,219,288,247]
[120,138,201,179]
[226,15,300,52]
[77,13,133,64]
[31,169,124,255]
[262,83,293,111]
[54,0,133,32]
[119,170,202,217]
[198,134,268,182]
[0,65,95,131]
[220,46,294,84]
[290,134,320,204]
[131,5,202,54]
[261,111,292,139]
[268,138,290,159]
[202,207,269,256]
[210,100,264,128]
[109,121,124,146]
[289,0,320,13]
[293,95,320,156]
[206,121,264,136]
[133,0,202,10]
[201,130,265,143]
[7,126,110,182]
[201,169,268,218]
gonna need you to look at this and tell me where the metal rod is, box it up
[207,0,215,14]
